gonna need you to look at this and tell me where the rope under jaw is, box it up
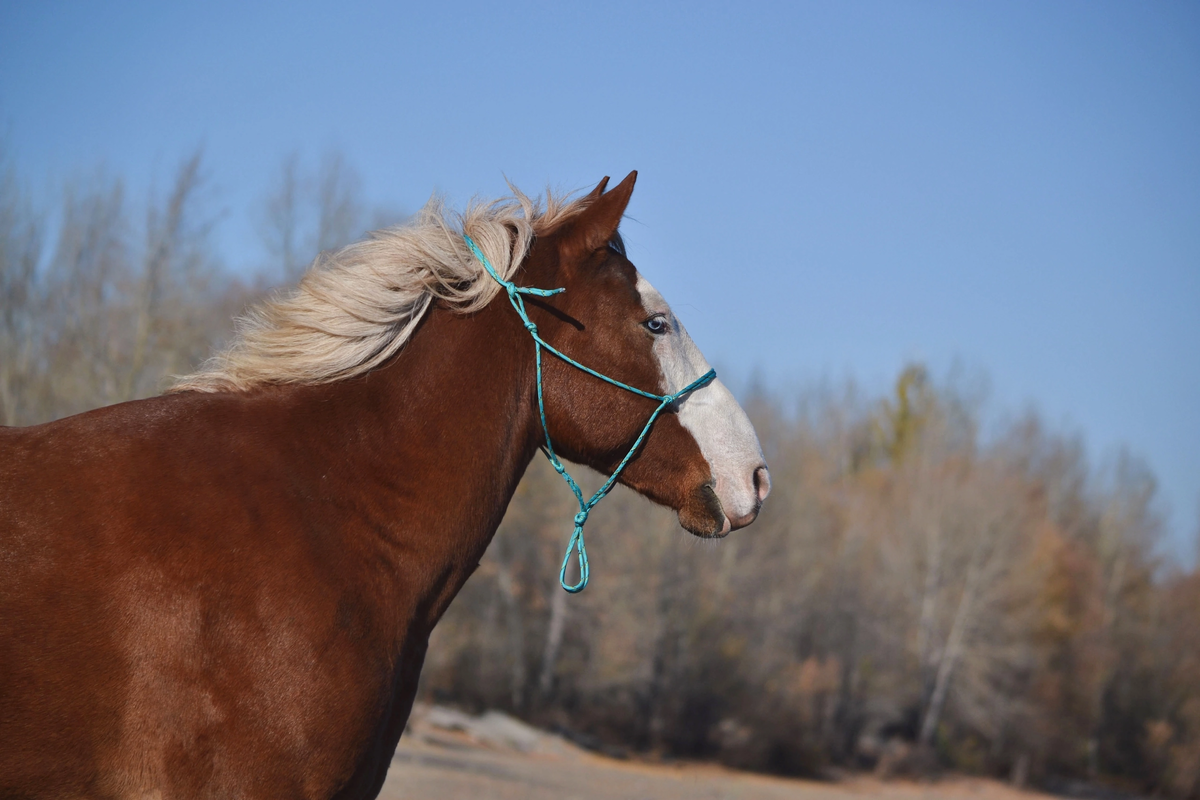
[464,235,716,593]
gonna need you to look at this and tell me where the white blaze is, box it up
[635,275,769,533]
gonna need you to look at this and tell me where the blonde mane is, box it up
[171,186,588,393]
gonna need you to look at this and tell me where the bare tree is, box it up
[258,153,305,281]
[122,150,213,401]
[256,150,366,283]
[0,144,44,425]
[313,151,363,255]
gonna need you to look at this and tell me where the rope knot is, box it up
[524,321,538,333]
[573,511,590,527]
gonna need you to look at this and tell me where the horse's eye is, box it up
[644,315,668,334]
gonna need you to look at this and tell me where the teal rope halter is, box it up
[464,235,716,593]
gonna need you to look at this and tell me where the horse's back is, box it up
[1,416,136,796]
[0,395,397,798]
[2,403,175,795]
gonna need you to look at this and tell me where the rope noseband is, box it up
[464,235,716,592]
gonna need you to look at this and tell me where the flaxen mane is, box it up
[171,186,588,393]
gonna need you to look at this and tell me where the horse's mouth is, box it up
[676,475,768,538]
[677,482,730,538]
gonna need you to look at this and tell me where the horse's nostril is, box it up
[753,466,771,504]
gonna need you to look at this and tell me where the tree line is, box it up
[2,147,1197,797]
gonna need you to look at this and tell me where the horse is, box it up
[0,172,769,799]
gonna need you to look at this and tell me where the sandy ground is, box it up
[378,706,1055,800]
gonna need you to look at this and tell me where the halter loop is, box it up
[464,235,716,592]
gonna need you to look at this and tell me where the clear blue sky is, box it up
[2,1,1198,562]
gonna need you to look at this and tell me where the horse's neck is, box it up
[287,300,539,631]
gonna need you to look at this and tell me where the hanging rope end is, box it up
[559,523,591,592]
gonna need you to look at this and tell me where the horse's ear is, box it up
[563,171,637,257]
[585,176,610,201]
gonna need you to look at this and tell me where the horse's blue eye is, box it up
[645,316,667,334]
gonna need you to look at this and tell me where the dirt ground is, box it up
[378,706,1055,800]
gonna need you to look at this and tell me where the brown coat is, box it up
[0,174,734,798]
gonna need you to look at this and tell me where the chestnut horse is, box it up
[0,172,769,799]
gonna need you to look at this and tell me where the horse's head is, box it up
[521,172,769,537]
